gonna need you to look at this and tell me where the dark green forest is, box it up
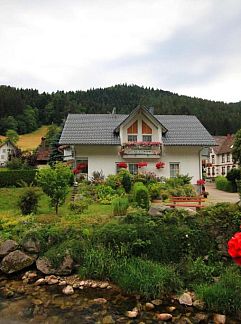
[0,84,241,135]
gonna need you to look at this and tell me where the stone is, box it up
[0,250,34,274]
[99,282,109,289]
[36,255,73,275]
[0,240,19,257]
[22,238,41,253]
[62,285,74,295]
[193,299,205,310]
[92,298,107,304]
[126,309,138,318]
[156,313,172,321]
[166,306,176,312]
[193,313,209,323]
[178,292,192,306]
[151,299,162,306]
[34,278,46,286]
[213,314,226,324]
[102,315,114,324]
[148,206,170,216]
[145,302,155,310]
[59,280,67,286]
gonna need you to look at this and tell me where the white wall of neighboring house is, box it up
[0,142,16,166]
[207,149,236,178]
[72,144,202,183]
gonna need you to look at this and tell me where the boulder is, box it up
[0,250,34,274]
[36,255,73,275]
[148,206,170,216]
[22,238,41,253]
[193,299,206,310]
[145,302,155,310]
[0,240,19,257]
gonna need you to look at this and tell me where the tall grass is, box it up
[79,245,182,298]
[112,197,129,216]
[195,267,241,314]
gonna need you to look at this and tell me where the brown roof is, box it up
[213,135,235,154]
[36,148,51,161]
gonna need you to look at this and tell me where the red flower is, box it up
[197,179,205,185]
[77,163,87,170]
[233,257,241,266]
[117,162,128,169]
[72,168,80,174]
[137,162,148,168]
[156,162,165,169]
[228,232,241,259]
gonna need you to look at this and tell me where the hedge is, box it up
[0,169,37,187]
[215,176,233,192]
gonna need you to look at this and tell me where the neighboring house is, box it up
[59,106,215,183]
[36,137,51,166]
[206,134,237,178]
[0,140,18,166]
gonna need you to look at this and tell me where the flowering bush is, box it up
[228,232,241,266]
[137,162,148,168]
[123,141,160,147]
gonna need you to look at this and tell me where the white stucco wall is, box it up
[75,144,202,183]
[0,142,16,166]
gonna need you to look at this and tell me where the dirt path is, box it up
[205,182,240,205]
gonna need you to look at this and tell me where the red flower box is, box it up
[197,179,205,185]
[137,162,148,168]
[77,163,87,170]
[156,162,165,169]
[117,162,128,169]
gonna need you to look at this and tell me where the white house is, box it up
[59,106,215,184]
[206,134,237,178]
[0,140,18,166]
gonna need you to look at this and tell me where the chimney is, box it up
[148,107,154,114]
[112,107,116,114]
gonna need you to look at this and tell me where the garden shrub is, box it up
[121,172,132,193]
[112,197,129,216]
[166,174,192,187]
[18,187,39,215]
[105,174,121,189]
[0,169,37,187]
[215,176,233,192]
[226,168,241,192]
[148,182,165,200]
[195,267,241,314]
[96,185,118,204]
[69,198,90,214]
[133,182,150,210]
[181,257,217,288]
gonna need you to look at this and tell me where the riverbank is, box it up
[0,271,238,324]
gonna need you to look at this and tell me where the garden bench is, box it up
[167,196,205,210]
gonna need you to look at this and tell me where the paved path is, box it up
[205,182,240,205]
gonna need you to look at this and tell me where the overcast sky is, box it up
[1,0,241,102]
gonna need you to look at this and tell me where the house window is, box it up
[2,149,6,153]
[170,163,180,178]
[222,154,225,163]
[128,163,138,175]
[211,155,215,164]
[207,168,210,176]
[142,135,152,142]
[227,153,230,162]
[128,135,137,142]
[227,165,231,173]
[212,167,215,176]
[221,166,225,175]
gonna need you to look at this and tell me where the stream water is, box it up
[0,276,240,324]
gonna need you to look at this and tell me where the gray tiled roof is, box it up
[59,114,215,146]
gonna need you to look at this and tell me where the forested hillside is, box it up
[0,84,241,135]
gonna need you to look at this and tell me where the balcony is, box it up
[120,142,162,159]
